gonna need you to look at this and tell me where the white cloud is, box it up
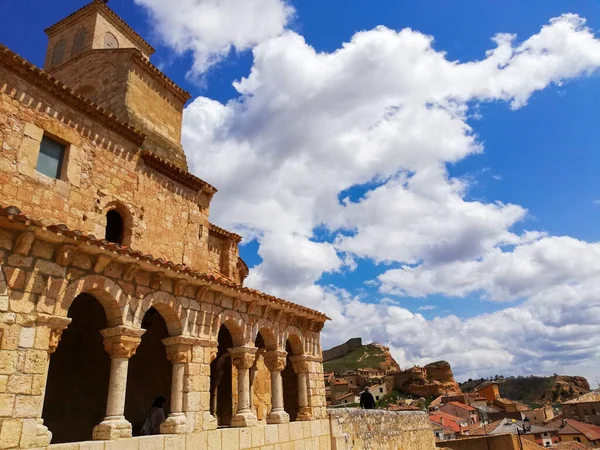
[173,13,600,378]
[417,305,436,311]
[134,0,294,75]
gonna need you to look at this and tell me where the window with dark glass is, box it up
[105,210,124,244]
[72,28,87,56]
[52,40,66,66]
[36,136,65,179]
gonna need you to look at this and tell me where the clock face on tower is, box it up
[104,32,119,49]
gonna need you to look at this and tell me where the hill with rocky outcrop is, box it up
[323,339,401,373]
[460,375,590,404]
[394,361,461,398]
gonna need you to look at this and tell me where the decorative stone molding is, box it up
[56,244,78,266]
[14,230,35,255]
[264,350,287,372]
[162,335,199,364]
[229,346,258,370]
[122,264,139,283]
[36,314,72,354]
[290,355,311,374]
[93,255,112,273]
[100,326,145,359]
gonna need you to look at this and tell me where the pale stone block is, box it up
[302,421,311,438]
[239,427,252,449]
[7,374,32,394]
[289,422,304,441]
[320,419,330,436]
[18,137,41,167]
[277,423,290,442]
[23,349,49,374]
[220,427,239,449]
[19,417,38,448]
[79,441,106,450]
[292,439,305,450]
[165,434,185,450]
[23,123,43,141]
[206,429,221,450]
[105,437,139,450]
[319,434,330,450]
[265,424,279,445]
[0,419,22,449]
[14,394,43,417]
[0,375,7,392]
[0,351,18,374]
[281,443,293,450]
[0,393,15,416]
[0,296,8,312]
[19,326,36,348]
[138,435,165,450]
[310,419,321,437]
[186,431,207,450]
[251,425,265,448]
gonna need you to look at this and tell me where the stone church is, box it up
[0,1,435,449]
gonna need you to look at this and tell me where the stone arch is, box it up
[102,200,135,246]
[212,310,246,347]
[72,28,87,56]
[282,326,305,355]
[252,319,278,351]
[58,275,124,327]
[134,291,184,336]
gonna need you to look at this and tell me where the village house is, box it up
[0,2,440,450]
[557,419,600,446]
[474,381,501,403]
[562,391,600,426]
[439,402,480,425]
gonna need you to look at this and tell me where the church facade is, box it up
[0,2,435,449]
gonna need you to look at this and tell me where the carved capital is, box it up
[101,326,145,359]
[162,336,200,364]
[36,314,72,354]
[264,350,287,372]
[174,279,187,296]
[290,355,311,373]
[228,346,258,370]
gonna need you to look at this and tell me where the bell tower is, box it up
[43,0,191,170]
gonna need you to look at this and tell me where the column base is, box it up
[231,410,259,427]
[297,407,312,421]
[202,412,218,431]
[160,413,188,434]
[92,416,132,440]
[35,419,52,447]
[267,409,290,424]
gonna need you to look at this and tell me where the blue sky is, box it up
[4,0,600,380]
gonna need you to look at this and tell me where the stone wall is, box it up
[328,409,436,450]
[436,434,522,450]
[0,63,231,278]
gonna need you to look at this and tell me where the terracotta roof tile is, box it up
[564,390,600,404]
[560,419,600,441]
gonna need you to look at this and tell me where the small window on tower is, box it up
[36,136,65,179]
[105,210,124,244]
[72,28,87,56]
[52,40,66,66]
[104,32,119,49]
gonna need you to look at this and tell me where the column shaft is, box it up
[106,357,129,418]
[265,350,289,424]
[170,363,185,414]
[229,346,259,427]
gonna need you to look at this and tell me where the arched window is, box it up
[72,28,87,56]
[105,210,124,244]
[104,32,119,49]
[52,40,66,66]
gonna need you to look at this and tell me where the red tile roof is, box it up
[559,419,600,441]
[429,411,467,433]
[446,401,477,412]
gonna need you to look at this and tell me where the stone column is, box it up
[160,336,197,434]
[31,314,72,448]
[92,326,144,440]
[264,350,289,424]
[229,346,258,427]
[291,356,312,421]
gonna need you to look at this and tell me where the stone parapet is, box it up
[328,408,436,450]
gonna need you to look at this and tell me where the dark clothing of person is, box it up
[360,390,376,409]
